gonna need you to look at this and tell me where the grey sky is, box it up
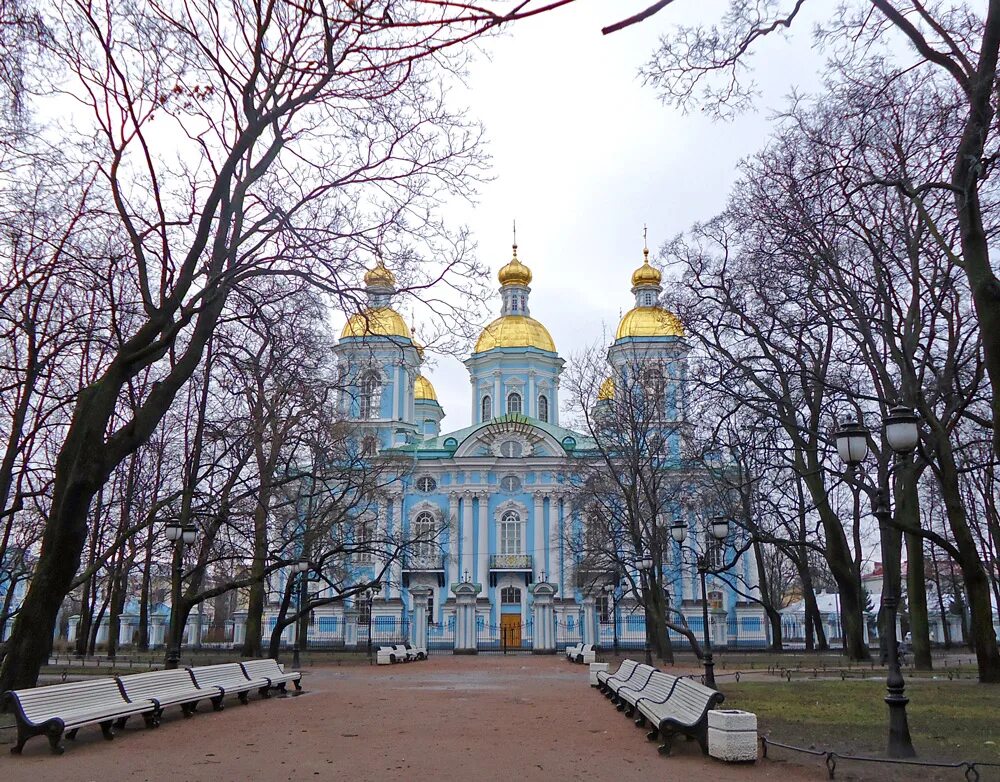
[338,1,830,432]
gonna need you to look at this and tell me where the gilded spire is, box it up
[498,223,532,286]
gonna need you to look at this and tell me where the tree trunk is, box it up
[138,531,153,651]
[896,458,932,669]
[933,433,1000,681]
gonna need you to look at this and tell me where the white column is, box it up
[477,492,489,590]
[470,378,478,422]
[533,492,545,582]
[375,500,387,590]
[527,371,536,417]
[550,495,563,595]
[552,377,560,425]
[461,493,474,581]
[447,493,460,586]
[392,364,400,419]
[391,494,404,599]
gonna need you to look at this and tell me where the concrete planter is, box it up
[707,709,758,762]
[589,662,609,686]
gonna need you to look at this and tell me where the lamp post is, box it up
[636,552,654,666]
[603,582,620,656]
[835,415,870,655]
[290,560,310,670]
[671,517,729,690]
[366,582,382,665]
[834,405,918,759]
[163,521,198,670]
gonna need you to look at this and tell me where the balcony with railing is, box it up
[489,553,532,571]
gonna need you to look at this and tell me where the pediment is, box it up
[451,415,565,459]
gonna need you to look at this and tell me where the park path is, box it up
[1,655,819,781]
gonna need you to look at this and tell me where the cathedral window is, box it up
[499,440,522,458]
[642,291,655,306]
[538,394,549,423]
[413,511,436,560]
[361,434,378,457]
[416,476,437,492]
[359,371,381,419]
[481,395,492,422]
[643,367,666,418]
[354,518,373,562]
[507,392,522,415]
[427,591,435,625]
[501,586,521,604]
[705,537,725,570]
[597,594,612,623]
[499,510,522,554]
[500,475,521,492]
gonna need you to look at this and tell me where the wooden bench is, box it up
[117,669,219,720]
[188,663,270,708]
[239,659,303,693]
[611,664,662,713]
[596,658,643,696]
[565,643,583,661]
[377,646,396,665]
[3,677,157,755]
[626,670,679,722]
[403,643,427,660]
[392,645,412,662]
[635,676,725,755]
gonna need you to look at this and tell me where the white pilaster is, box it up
[391,494,404,599]
[477,492,489,590]
[493,371,501,414]
[550,495,563,595]
[447,493,460,586]
[528,371,536,417]
[461,492,474,581]
[533,492,545,582]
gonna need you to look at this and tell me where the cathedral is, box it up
[238,240,767,653]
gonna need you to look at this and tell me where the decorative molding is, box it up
[494,497,529,519]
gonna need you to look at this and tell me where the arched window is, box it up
[507,392,522,415]
[501,586,521,604]
[359,371,381,419]
[538,394,549,423]
[643,367,666,417]
[500,510,522,555]
[481,395,492,422]
[642,291,656,306]
[413,511,436,560]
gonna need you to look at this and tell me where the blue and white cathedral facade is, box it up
[242,241,767,652]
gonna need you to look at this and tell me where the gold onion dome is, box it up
[631,249,662,287]
[414,374,437,402]
[598,376,616,401]
[341,307,412,339]
[616,307,685,340]
[498,245,532,287]
[474,315,556,353]
[364,260,396,288]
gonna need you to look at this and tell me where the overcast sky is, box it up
[337,1,831,432]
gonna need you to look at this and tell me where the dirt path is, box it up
[2,655,820,782]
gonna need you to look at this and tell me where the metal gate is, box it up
[476,620,534,654]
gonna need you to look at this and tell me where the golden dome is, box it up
[341,307,412,339]
[414,374,437,402]
[598,376,615,401]
[364,261,396,288]
[616,306,684,340]
[498,245,532,287]
[631,250,662,287]
[474,315,556,353]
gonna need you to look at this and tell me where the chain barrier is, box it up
[759,736,1000,781]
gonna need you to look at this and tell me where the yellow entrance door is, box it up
[501,614,521,647]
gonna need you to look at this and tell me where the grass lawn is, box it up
[722,679,1000,764]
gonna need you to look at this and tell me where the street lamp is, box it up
[636,552,654,666]
[834,416,871,466]
[603,582,620,656]
[163,521,199,670]
[366,582,382,665]
[670,517,728,689]
[290,560,310,670]
[834,405,918,759]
